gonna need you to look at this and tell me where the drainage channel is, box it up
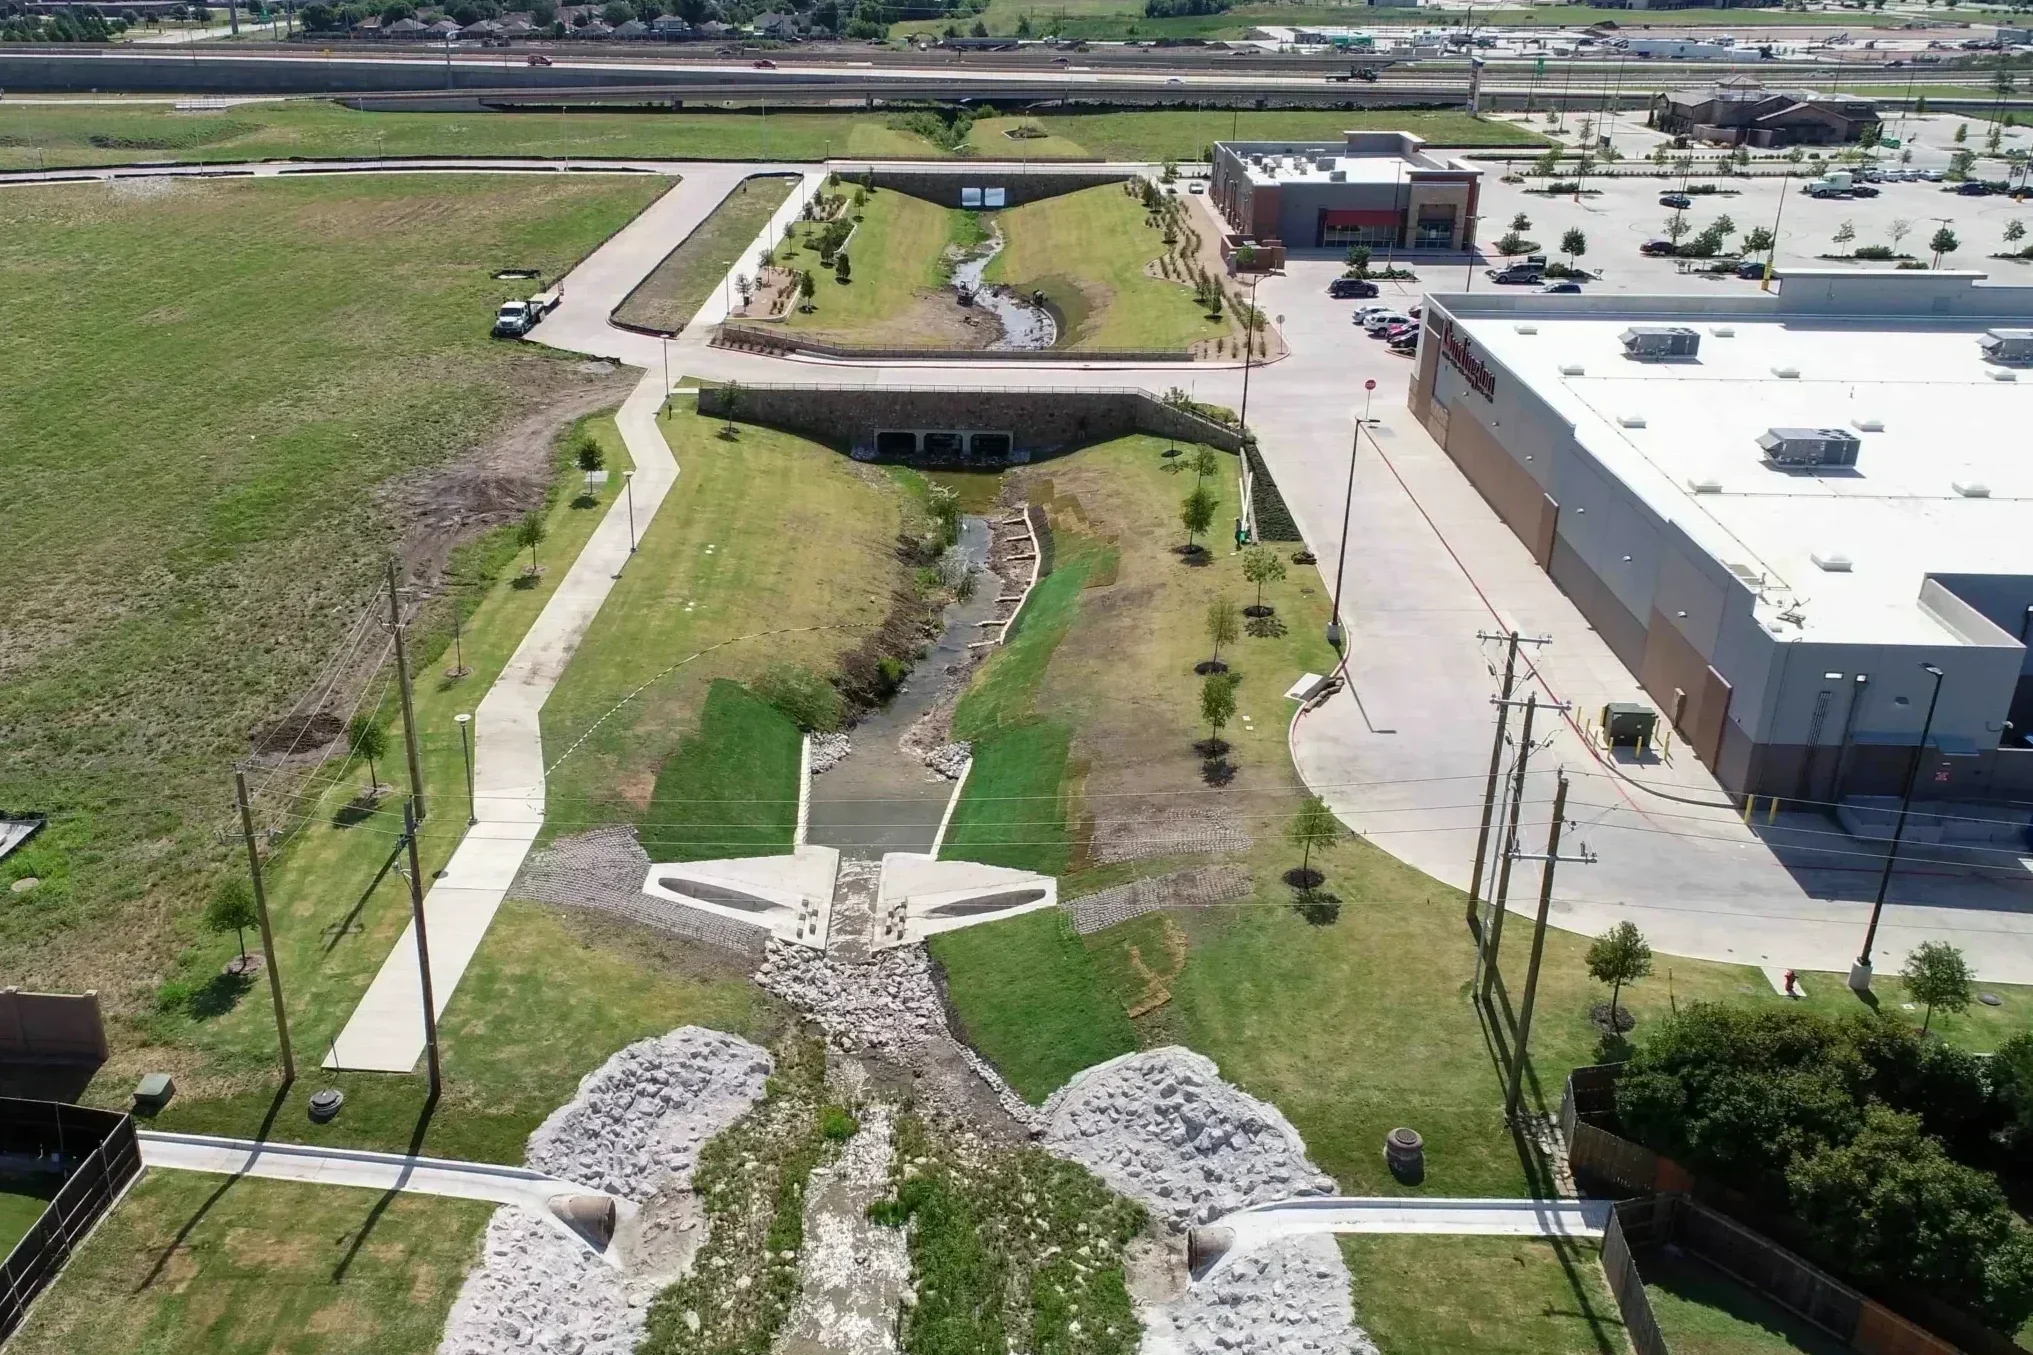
[950,225,1056,351]
[803,516,1001,861]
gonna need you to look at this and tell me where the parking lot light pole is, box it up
[1328,381,1376,652]
[1851,662,1945,992]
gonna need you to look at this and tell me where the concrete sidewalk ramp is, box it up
[1187,1196,1612,1282]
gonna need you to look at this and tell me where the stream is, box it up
[804,517,1001,860]
[950,226,1057,351]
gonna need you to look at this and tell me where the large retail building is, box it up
[1410,271,2033,804]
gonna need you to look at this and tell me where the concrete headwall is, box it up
[0,989,108,1065]
[840,164,1130,209]
[697,383,1240,462]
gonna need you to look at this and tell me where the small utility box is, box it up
[134,1072,175,1111]
[1601,703,1658,749]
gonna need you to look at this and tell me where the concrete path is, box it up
[1193,1195,1610,1281]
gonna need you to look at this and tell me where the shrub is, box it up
[749,665,847,733]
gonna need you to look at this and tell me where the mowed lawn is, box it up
[987,183,1232,351]
[0,174,663,1045]
[1342,1235,1628,1355]
[780,184,958,343]
[8,1171,492,1355]
[1644,1250,1851,1355]
[0,101,1541,173]
[538,402,906,830]
[614,174,796,334]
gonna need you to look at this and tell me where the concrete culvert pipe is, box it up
[1186,1225,1234,1282]
[1385,1127,1425,1185]
[550,1193,618,1250]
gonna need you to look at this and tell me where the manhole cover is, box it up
[308,1089,345,1123]
[1980,992,2004,1006]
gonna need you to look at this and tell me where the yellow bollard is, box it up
[1766,796,1778,824]
[1742,796,1753,824]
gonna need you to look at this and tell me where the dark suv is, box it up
[1329,277,1380,299]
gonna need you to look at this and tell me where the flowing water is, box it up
[804,517,1001,860]
[950,226,1057,351]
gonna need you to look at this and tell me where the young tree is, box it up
[1710,213,1736,243]
[205,877,260,965]
[1181,483,1217,552]
[2007,219,2029,249]
[1241,545,1286,614]
[1586,920,1654,1026]
[1510,211,1532,232]
[1664,213,1692,244]
[1190,446,1220,483]
[1993,1032,2033,1148]
[347,714,388,794]
[834,251,852,284]
[734,272,753,306]
[1741,225,1776,258]
[574,434,604,473]
[1204,596,1239,670]
[1930,225,1961,268]
[1200,669,1238,745]
[1889,217,1914,255]
[719,379,743,436]
[1901,940,1974,1033]
[1344,243,1372,278]
[1832,219,1857,255]
[1560,227,1587,263]
[516,511,547,573]
[798,269,817,308]
[1287,794,1340,886]
[1954,121,1969,144]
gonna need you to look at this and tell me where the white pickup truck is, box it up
[491,285,564,338]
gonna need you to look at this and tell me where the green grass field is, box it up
[1343,1235,1627,1355]
[7,1171,492,1355]
[987,183,1234,350]
[613,174,797,334]
[0,102,1541,174]
[781,184,959,342]
[1644,1251,1851,1355]
[641,679,803,861]
[538,402,905,832]
[0,173,664,1062]
[0,1177,57,1256]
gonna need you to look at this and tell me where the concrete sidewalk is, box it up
[1195,1195,1610,1281]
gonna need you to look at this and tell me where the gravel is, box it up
[922,741,971,780]
[778,1103,910,1355]
[1039,1048,1364,1355]
[809,733,852,775]
[439,1027,775,1355]
[1041,1048,1337,1227]
[527,1026,775,1200]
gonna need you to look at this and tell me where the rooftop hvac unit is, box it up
[1757,427,1861,469]
[1618,326,1701,360]
[1979,329,2033,364]
[1328,170,1347,182]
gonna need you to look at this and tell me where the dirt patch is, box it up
[800,290,1001,350]
[250,709,343,758]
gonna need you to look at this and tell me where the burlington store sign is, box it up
[1436,317,1496,402]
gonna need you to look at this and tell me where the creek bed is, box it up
[950,225,1057,351]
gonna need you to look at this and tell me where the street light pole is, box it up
[1327,381,1375,652]
[1236,274,1260,437]
[624,469,638,554]
[1851,662,1945,991]
[455,713,475,827]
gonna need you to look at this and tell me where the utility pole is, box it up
[234,771,294,1085]
[402,798,442,1098]
[1504,771,1595,1120]
[1477,690,1569,1006]
[1468,630,1550,930]
[387,559,427,822]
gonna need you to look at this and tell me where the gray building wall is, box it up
[1414,287,2033,803]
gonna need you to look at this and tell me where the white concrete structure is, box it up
[1192,1196,1611,1281]
[641,846,839,946]
[872,852,1056,950]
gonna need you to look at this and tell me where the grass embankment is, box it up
[925,435,2032,1193]
[987,182,1235,351]
[0,102,1543,173]
[0,172,676,1096]
[1342,1235,1627,1355]
[613,174,797,334]
[1644,1251,1851,1355]
[7,1172,492,1355]
[779,184,958,343]
[876,1112,1145,1355]
[538,402,906,834]
[640,679,803,861]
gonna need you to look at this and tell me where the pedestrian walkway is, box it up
[1193,1195,1610,1281]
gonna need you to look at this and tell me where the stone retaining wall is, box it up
[697,382,1242,463]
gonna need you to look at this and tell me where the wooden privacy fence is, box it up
[1560,1067,2025,1355]
[0,1099,142,1341]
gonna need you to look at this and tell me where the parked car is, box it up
[1919,169,1945,181]
[1639,239,1678,257]
[1407,304,1422,319]
[1189,181,1205,194]
[1659,193,1693,209]
[1362,310,1410,333]
[1736,258,1770,279]
[1383,321,1420,341]
[1354,302,1397,318]
[1486,261,1544,284]
[1387,333,1419,355]
[1540,281,1583,294]
[1955,181,1991,196]
[1329,277,1380,299]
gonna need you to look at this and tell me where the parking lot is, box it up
[1457,113,2031,292]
